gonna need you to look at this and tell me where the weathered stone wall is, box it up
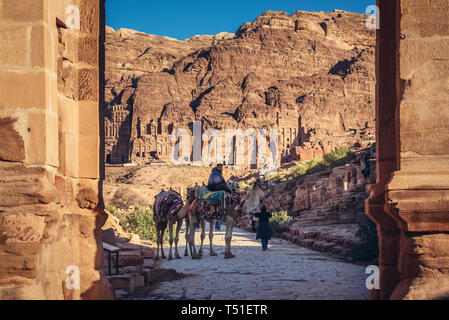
[0,0,113,299]
[367,0,449,300]
[259,150,376,225]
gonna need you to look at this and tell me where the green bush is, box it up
[106,204,168,244]
[349,216,379,262]
[323,145,356,168]
[291,146,357,179]
[239,177,256,190]
[269,211,293,238]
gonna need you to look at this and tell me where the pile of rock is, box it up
[102,211,156,299]
[257,149,376,257]
[292,158,375,226]
[281,224,362,257]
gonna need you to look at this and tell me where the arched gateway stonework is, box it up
[366,0,449,299]
[0,0,448,299]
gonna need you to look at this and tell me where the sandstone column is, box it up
[367,0,449,299]
[0,0,113,299]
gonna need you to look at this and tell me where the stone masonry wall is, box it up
[0,0,113,299]
[367,0,449,300]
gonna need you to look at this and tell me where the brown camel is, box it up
[153,190,189,260]
[186,178,272,259]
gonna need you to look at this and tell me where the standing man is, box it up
[207,163,233,216]
[255,206,272,251]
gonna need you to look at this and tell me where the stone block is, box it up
[0,281,45,300]
[54,175,75,207]
[116,236,130,244]
[114,289,128,299]
[401,0,449,38]
[27,111,59,167]
[59,28,79,64]
[31,23,56,71]
[79,101,99,137]
[79,34,98,66]
[59,130,80,177]
[78,135,100,179]
[0,70,48,110]
[116,242,142,251]
[58,61,78,100]
[400,39,449,80]
[141,248,155,259]
[0,0,46,23]
[115,250,144,267]
[79,0,99,35]
[143,259,155,269]
[0,24,29,68]
[107,275,135,293]
[0,117,25,161]
[0,255,39,279]
[133,274,145,288]
[300,239,315,248]
[78,68,98,101]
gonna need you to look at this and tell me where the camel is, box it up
[182,185,220,259]
[153,189,190,260]
[185,178,272,259]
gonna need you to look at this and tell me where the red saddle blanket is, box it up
[153,191,183,223]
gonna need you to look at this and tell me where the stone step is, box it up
[115,289,128,299]
[107,275,135,293]
[143,258,155,269]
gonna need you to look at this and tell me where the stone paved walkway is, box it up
[137,226,369,300]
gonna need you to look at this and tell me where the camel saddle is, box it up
[198,186,224,206]
[153,191,183,223]
[197,186,242,219]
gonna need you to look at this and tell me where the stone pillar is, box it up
[367,0,449,300]
[0,0,113,299]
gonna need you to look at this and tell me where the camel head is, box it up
[241,177,273,214]
[252,177,273,194]
[186,186,199,204]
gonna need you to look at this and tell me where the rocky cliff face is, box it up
[105,10,375,165]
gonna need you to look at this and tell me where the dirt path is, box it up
[129,225,370,300]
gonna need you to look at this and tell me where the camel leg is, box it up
[209,219,217,256]
[155,225,160,260]
[168,222,174,260]
[198,219,206,257]
[187,215,200,259]
[160,224,167,259]
[174,219,182,259]
[184,218,189,256]
[224,216,235,259]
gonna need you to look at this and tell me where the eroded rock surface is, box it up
[105,10,375,165]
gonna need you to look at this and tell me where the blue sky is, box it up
[106,0,374,40]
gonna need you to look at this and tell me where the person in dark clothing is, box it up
[361,152,371,178]
[215,218,221,231]
[255,206,272,251]
[207,164,233,194]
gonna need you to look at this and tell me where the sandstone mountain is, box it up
[104,10,375,165]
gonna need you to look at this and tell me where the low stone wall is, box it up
[258,153,376,256]
[281,224,362,257]
[292,160,375,226]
